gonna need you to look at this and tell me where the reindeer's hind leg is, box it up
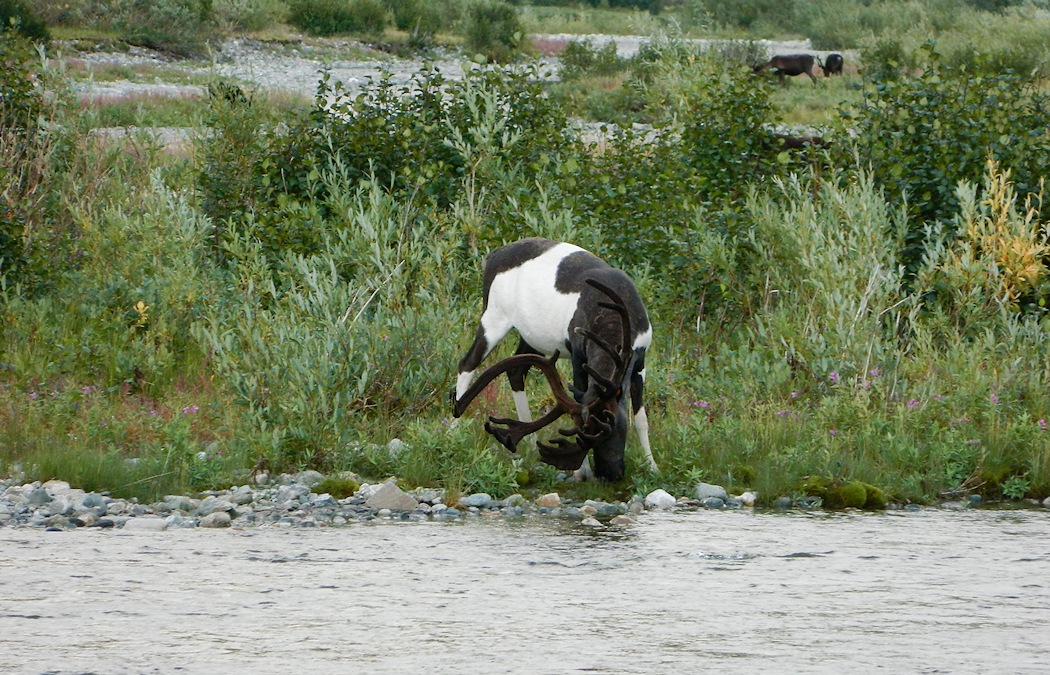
[632,356,658,472]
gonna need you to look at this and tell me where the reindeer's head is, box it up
[453,279,634,481]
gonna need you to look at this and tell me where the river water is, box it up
[1,508,1047,673]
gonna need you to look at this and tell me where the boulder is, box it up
[695,482,729,501]
[645,489,677,509]
[199,512,231,528]
[364,483,419,512]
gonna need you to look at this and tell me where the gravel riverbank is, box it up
[4,469,1046,532]
[0,469,756,531]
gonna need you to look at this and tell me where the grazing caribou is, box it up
[452,238,656,482]
[753,54,819,84]
[820,53,844,77]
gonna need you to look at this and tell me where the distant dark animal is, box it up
[753,54,819,84]
[820,53,844,77]
[774,133,828,150]
[453,238,657,482]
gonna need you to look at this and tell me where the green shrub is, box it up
[113,0,218,57]
[212,0,287,32]
[694,0,795,30]
[384,0,445,37]
[197,81,267,248]
[559,39,627,80]
[0,0,50,43]
[288,0,389,36]
[261,63,571,238]
[0,32,53,286]
[314,474,361,498]
[838,42,1050,275]
[463,1,524,63]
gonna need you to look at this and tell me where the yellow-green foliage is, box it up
[939,160,1048,309]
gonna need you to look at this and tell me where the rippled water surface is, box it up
[2,509,1048,673]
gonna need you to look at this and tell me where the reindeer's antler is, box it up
[452,278,634,469]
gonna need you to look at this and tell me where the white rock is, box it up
[645,489,677,509]
[581,517,603,527]
[738,491,757,507]
[535,492,561,508]
[122,517,168,532]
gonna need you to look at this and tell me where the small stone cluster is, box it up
[0,472,756,531]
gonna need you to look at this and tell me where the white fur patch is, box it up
[484,242,584,356]
[633,325,653,351]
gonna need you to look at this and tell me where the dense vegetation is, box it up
[3,0,1050,508]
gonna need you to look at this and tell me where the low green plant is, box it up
[559,39,628,80]
[0,0,50,42]
[112,0,218,57]
[287,0,389,37]
[384,0,446,38]
[463,1,525,63]
[211,0,287,32]
[313,474,361,498]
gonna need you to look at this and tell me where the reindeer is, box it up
[820,53,844,77]
[452,238,657,482]
[753,54,819,84]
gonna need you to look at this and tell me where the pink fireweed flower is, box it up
[830,371,840,384]
[692,400,711,409]
[1039,419,1047,432]
[869,368,880,378]
[907,398,920,409]
[990,393,999,405]
[181,404,199,414]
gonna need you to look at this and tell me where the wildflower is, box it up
[181,404,199,414]
[790,391,799,399]
[776,410,792,417]
[991,393,999,405]
[28,391,38,400]
[829,428,838,437]
[830,371,840,385]
[692,400,711,409]
[907,399,920,409]
[80,385,96,395]
[1039,419,1047,432]
[869,368,880,378]
[935,394,943,402]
